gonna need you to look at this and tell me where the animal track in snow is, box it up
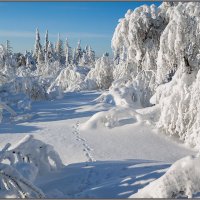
[72,121,95,162]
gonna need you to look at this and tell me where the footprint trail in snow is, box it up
[72,121,95,162]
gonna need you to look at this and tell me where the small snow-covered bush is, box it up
[36,60,63,78]
[12,77,47,101]
[132,155,200,198]
[0,141,45,198]
[85,53,113,90]
[0,135,64,198]
[47,66,86,98]
[9,135,64,175]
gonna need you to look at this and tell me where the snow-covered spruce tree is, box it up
[0,43,16,82]
[44,30,49,54]
[74,40,83,65]
[34,28,44,64]
[87,46,95,67]
[55,33,64,64]
[2,40,17,69]
[25,51,36,70]
[85,45,89,55]
[80,49,89,66]
[46,41,56,63]
[85,52,113,90]
[5,40,12,56]
[72,48,76,65]
[15,53,26,67]
[37,48,45,65]
[65,37,72,65]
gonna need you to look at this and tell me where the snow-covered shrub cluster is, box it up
[0,28,115,99]
[0,135,63,198]
[48,52,114,97]
[132,155,200,198]
[0,28,115,122]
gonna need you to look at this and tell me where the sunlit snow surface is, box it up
[0,91,195,198]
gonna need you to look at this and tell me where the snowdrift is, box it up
[132,155,200,198]
[80,107,143,129]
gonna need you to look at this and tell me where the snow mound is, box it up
[80,107,143,130]
[132,155,200,198]
[95,83,140,108]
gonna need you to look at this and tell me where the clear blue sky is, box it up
[0,2,161,57]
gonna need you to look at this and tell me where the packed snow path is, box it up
[0,91,196,198]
